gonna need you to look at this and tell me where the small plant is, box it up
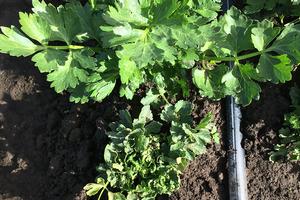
[84,101,219,200]
[270,86,300,161]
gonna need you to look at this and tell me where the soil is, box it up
[242,82,300,200]
[167,99,228,200]
[3,1,300,200]
[0,1,228,200]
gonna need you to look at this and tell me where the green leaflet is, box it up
[192,63,262,106]
[0,26,40,57]
[84,177,107,197]
[103,24,177,68]
[119,58,139,84]
[19,12,51,44]
[167,101,218,160]
[253,23,297,84]
[32,0,81,44]
[171,25,203,53]
[191,0,221,20]
[251,20,281,51]
[268,24,300,64]
[192,65,229,100]
[161,100,192,124]
[67,2,104,42]
[69,72,117,103]
[46,52,88,92]
[69,53,119,103]
[119,58,144,100]
[138,105,153,124]
[141,89,161,106]
[197,6,256,57]
[32,49,95,92]
[216,7,255,56]
[32,49,67,73]
[232,64,262,105]
[257,54,292,83]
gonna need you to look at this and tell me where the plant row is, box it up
[1,0,300,199]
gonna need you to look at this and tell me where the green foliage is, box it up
[100,0,222,98]
[84,101,219,200]
[2,0,300,198]
[192,7,297,106]
[0,26,41,56]
[0,1,299,106]
[244,0,300,16]
[0,0,118,103]
[270,86,300,161]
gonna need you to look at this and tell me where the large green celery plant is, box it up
[0,0,222,103]
[0,0,299,106]
[84,101,219,200]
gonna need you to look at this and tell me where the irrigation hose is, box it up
[223,0,249,200]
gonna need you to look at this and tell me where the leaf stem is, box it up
[45,45,85,50]
[89,0,96,9]
[160,92,170,105]
[141,28,150,42]
[98,182,109,200]
[236,51,264,60]
[203,51,264,62]
[286,17,300,26]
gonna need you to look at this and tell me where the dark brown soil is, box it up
[0,1,228,200]
[169,100,228,200]
[242,83,300,200]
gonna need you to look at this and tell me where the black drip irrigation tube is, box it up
[227,96,248,200]
[222,1,248,200]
